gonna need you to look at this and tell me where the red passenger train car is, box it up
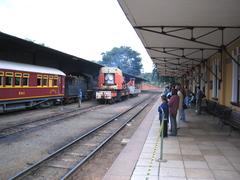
[0,60,65,113]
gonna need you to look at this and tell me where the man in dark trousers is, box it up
[78,89,82,108]
[196,86,205,114]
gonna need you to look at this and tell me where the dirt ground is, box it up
[69,96,158,180]
[0,93,152,179]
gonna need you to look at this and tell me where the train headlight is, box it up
[105,74,114,85]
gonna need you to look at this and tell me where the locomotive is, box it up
[95,67,140,103]
[0,60,95,113]
[64,75,95,103]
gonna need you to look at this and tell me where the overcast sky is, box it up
[0,0,153,73]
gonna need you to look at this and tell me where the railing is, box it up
[158,119,167,162]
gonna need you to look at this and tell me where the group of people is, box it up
[158,85,205,137]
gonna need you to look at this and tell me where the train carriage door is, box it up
[58,76,61,94]
[59,76,65,95]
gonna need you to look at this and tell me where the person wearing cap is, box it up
[158,95,169,137]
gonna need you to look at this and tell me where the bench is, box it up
[218,107,232,127]
[224,112,240,135]
[205,100,217,114]
[205,100,240,136]
[205,100,236,135]
[211,104,226,118]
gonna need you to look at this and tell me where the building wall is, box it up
[204,38,240,112]
[225,62,232,107]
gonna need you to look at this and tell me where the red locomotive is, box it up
[0,60,65,113]
[96,67,140,103]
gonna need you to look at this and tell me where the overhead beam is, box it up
[147,47,202,62]
[135,25,240,29]
[153,58,191,67]
[147,47,219,51]
[151,56,199,66]
[136,26,240,49]
[156,63,190,70]
[136,27,219,48]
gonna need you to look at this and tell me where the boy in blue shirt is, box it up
[158,95,169,137]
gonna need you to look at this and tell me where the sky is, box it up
[0,0,154,73]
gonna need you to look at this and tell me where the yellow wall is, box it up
[224,62,232,107]
[189,38,240,112]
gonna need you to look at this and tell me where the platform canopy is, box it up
[118,0,240,77]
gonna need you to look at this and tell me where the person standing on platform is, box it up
[177,85,187,126]
[163,86,170,96]
[158,95,169,137]
[78,89,82,108]
[196,86,205,114]
[168,89,179,136]
[184,86,191,107]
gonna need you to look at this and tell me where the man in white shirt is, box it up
[176,85,187,128]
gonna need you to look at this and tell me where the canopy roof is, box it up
[118,0,240,77]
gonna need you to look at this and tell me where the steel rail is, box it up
[9,95,154,180]
[61,97,155,180]
[0,105,104,138]
[1,104,98,131]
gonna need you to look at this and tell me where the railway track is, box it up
[0,104,105,138]
[10,95,157,180]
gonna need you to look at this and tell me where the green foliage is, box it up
[159,76,177,84]
[151,66,159,82]
[140,67,160,86]
[140,73,152,81]
[99,46,143,76]
[150,66,178,85]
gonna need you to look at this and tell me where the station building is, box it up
[101,1,240,179]
[117,0,240,113]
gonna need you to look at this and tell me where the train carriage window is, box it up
[43,75,48,87]
[53,76,58,87]
[49,75,53,87]
[0,71,3,86]
[22,73,29,86]
[37,75,42,86]
[14,73,22,86]
[5,72,13,86]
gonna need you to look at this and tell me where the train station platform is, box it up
[103,100,240,180]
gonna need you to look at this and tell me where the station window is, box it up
[232,54,240,104]
[5,72,13,86]
[0,71,3,86]
[37,75,42,86]
[43,75,48,87]
[14,73,22,86]
[212,59,220,99]
[237,56,240,103]
[53,76,58,87]
[22,73,30,86]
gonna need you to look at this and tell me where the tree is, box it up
[99,46,143,76]
[150,66,178,85]
[151,66,159,82]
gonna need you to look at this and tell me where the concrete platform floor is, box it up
[103,101,240,180]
